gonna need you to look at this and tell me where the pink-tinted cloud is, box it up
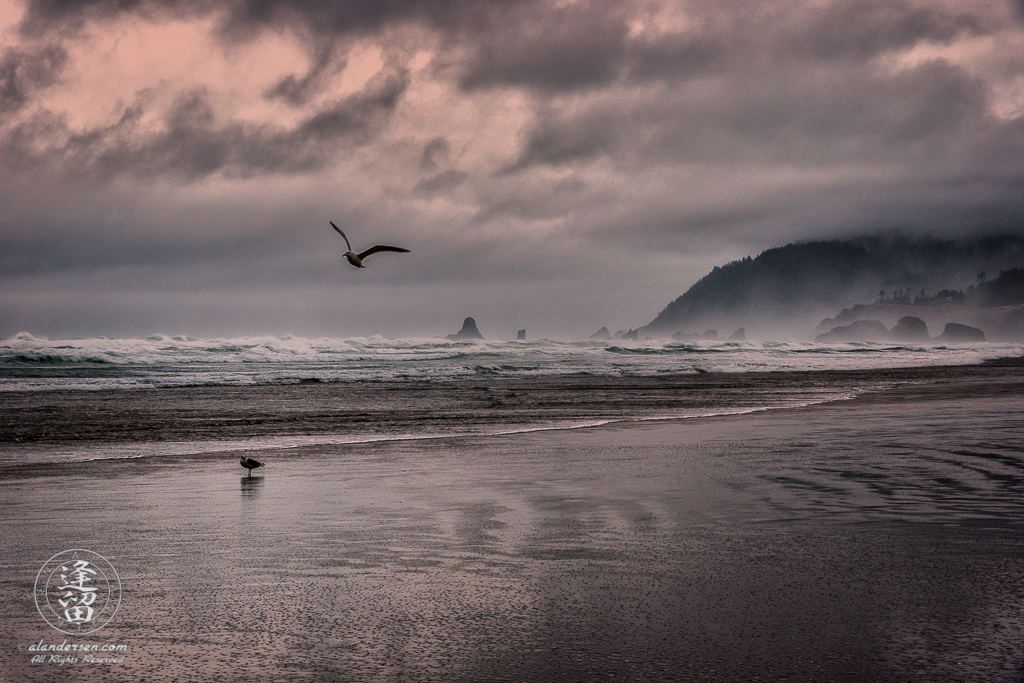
[1,0,1023,338]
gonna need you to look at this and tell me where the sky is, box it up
[2,0,1024,340]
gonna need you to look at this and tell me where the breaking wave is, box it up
[1,333,1021,392]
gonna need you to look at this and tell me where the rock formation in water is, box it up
[516,329,526,341]
[728,328,746,341]
[446,317,484,340]
[889,316,929,342]
[590,326,612,340]
[816,301,1024,341]
[815,319,889,342]
[935,323,986,342]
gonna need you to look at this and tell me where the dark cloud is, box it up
[2,65,411,181]
[0,225,277,279]
[625,30,728,83]
[413,169,467,195]
[264,44,343,107]
[212,0,494,39]
[2,0,1024,338]
[493,1,1007,178]
[508,103,620,170]
[17,0,205,36]
[0,44,67,116]
[457,0,630,91]
[511,56,994,173]
[420,136,449,171]
[293,65,409,144]
[9,0,1003,95]
[5,1,1021,187]
[18,0,634,94]
[471,174,596,224]
[413,137,469,194]
[17,0,520,40]
[772,0,986,62]
[628,0,989,81]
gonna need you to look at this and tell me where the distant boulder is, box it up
[446,317,484,340]
[702,329,718,340]
[590,326,612,340]
[728,328,746,341]
[815,319,889,342]
[889,316,929,342]
[935,323,986,342]
[622,329,640,341]
[516,329,526,341]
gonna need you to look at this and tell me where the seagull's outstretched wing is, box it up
[358,245,411,259]
[329,221,352,251]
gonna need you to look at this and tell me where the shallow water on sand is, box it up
[0,363,1016,468]
[2,367,1024,682]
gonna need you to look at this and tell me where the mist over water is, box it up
[2,332,1021,468]
[2,333,1020,391]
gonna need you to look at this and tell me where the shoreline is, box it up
[3,359,1024,479]
[2,363,1024,681]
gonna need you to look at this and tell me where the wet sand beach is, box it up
[2,370,1024,682]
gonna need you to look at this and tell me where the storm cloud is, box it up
[1,0,1023,338]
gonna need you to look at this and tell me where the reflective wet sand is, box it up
[2,376,1024,681]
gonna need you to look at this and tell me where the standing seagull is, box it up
[240,455,264,477]
[330,222,410,268]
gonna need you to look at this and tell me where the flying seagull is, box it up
[240,456,264,477]
[330,221,410,268]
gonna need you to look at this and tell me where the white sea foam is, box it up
[0,334,1021,392]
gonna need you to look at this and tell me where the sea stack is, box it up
[815,319,888,342]
[446,317,484,340]
[934,323,985,342]
[889,316,929,342]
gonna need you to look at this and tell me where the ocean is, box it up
[2,332,1021,468]
[4,333,1024,681]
